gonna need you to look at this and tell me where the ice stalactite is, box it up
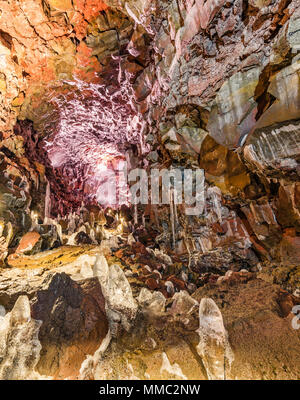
[134,203,138,225]
[196,298,234,380]
[0,296,47,380]
[44,180,51,221]
[0,306,5,318]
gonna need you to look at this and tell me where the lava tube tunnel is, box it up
[0,0,299,383]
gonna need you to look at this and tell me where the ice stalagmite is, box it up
[0,306,5,318]
[196,298,234,380]
[93,254,110,292]
[93,255,137,336]
[0,296,45,380]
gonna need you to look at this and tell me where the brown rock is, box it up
[167,275,186,291]
[145,278,159,290]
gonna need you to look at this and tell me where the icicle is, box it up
[170,188,176,250]
[174,191,178,225]
[30,211,39,230]
[213,195,222,223]
[44,180,51,220]
[134,204,138,225]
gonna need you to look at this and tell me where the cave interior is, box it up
[0,0,299,381]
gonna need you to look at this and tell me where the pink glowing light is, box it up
[42,79,146,208]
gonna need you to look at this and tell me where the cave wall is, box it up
[115,0,300,287]
[0,0,299,288]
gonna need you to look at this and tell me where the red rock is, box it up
[208,274,220,285]
[131,242,148,256]
[249,236,271,260]
[283,228,296,237]
[75,0,108,20]
[141,266,152,275]
[212,222,225,234]
[114,249,124,259]
[158,288,169,299]
[166,275,186,291]
[188,76,211,97]
[197,0,227,30]
[75,41,103,82]
[217,270,254,286]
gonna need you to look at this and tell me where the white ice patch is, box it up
[160,352,187,380]
[93,255,137,335]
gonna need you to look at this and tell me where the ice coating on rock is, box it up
[93,255,137,335]
[196,298,234,380]
[80,260,94,278]
[138,288,166,314]
[107,264,138,323]
[10,295,31,326]
[207,186,223,224]
[170,291,198,316]
[93,254,110,291]
[0,295,46,380]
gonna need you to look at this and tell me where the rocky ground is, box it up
[0,235,299,380]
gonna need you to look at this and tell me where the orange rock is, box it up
[114,249,124,259]
[75,0,108,20]
[75,41,103,82]
[16,232,41,255]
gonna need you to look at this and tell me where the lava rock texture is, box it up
[0,0,299,380]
